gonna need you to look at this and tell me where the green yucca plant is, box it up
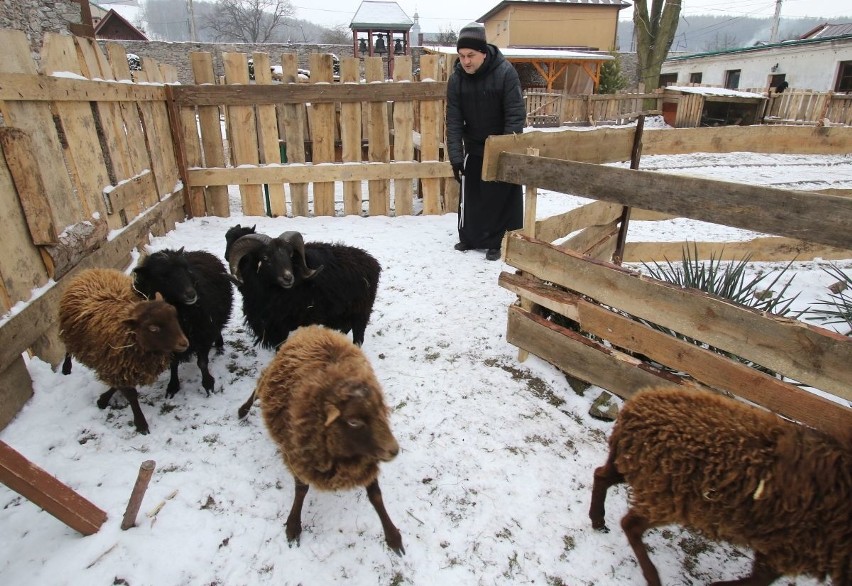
[638,243,801,376]
[805,264,852,336]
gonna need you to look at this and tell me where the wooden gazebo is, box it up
[351,0,414,79]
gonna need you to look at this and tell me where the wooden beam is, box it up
[500,271,851,438]
[0,440,107,536]
[0,72,165,102]
[504,232,852,400]
[188,160,452,187]
[0,127,57,244]
[169,81,447,107]
[496,153,852,251]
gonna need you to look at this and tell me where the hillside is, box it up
[616,15,851,55]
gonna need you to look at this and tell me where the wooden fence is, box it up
[483,125,852,440]
[534,87,852,127]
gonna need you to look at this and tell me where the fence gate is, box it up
[524,90,562,127]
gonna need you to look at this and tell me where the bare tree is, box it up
[633,0,682,90]
[205,0,294,43]
[320,24,351,45]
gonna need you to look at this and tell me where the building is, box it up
[660,24,852,93]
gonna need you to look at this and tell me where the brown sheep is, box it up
[59,268,189,434]
[589,386,852,586]
[240,325,403,554]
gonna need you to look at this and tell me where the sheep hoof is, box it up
[389,541,405,556]
[593,524,610,534]
[165,387,179,399]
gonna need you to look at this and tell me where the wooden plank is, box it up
[624,237,852,263]
[0,72,166,102]
[504,232,852,400]
[0,30,83,231]
[0,440,107,535]
[0,357,33,432]
[177,100,206,218]
[0,191,185,375]
[496,153,852,251]
[188,160,448,185]
[559,219,619,255]
[74,37,134,183]
[103,43,154,195]
[279,54,308,216]
[104,170,157,226]
[189,52,229,217]
[253,52,286,217]
[0,128,58,244]
[339,57,363,215]
[482,126,852,179]
[40,33,113,227]
[222,52,265,216]
[500,271,851,438]
[365,57,390,216]
[419,55,442,215]
[309,53,337,217]
[140,57,180,202]
[169,81,447,106]
[392,56,414,216]
[506,305,704,399]
[537,200,623,243]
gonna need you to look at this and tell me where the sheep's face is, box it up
[134,249,199,306]
[126,297,189,354]
[224,224,256,263]
[253,239,299,289]
[324,384,399,463]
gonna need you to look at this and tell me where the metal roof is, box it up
[350,1,413,31]
[801,22,852,39]
[478,0,631,22]
[665,33,852,63]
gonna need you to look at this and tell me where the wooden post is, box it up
[612,115,645,265]
[517,147,540,363]
[121,460,155,530]
[0,440,107,536]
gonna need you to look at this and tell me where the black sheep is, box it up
[133,248,234,398]
[225,228,381,349]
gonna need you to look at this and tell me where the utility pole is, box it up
[769,0,782,43]
[187,0,198,42]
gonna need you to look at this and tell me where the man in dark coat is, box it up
[447,22,526,261]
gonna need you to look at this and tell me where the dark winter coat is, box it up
[446,44,526,165]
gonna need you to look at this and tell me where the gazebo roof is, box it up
[350,1,413,31]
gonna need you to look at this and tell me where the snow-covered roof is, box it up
[664,86,765,99]
[424,46,613,61]
[350,1,413,30]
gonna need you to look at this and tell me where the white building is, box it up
[660,24,852,93]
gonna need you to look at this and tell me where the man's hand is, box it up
[451,161,464,183]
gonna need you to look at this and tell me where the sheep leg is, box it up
[589,452,623,531]
[196,349,214,395]
[61,353,73,375]
[710,552,780,586]
[285,478,309,545]
[119,387,150,435]
[97,387,119,409]
[237,390,257,419]
[351,321,366,346]
[366,480,404,555]
[621,509,662,586]
[166,357,181,399]
[215,333,224,354]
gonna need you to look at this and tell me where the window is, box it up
[689,72,702,84]
[724,69,741,89]
[659,73,678,88]
[837,60,852,92]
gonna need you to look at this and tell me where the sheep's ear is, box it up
[324,404,341,427]
[154,292,164,302]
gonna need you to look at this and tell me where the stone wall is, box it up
[100,40,426,84]
[0,0,80,63]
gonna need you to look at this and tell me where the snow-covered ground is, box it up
[1,122,850,586]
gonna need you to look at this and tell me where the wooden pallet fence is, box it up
[0,29,185,430]
[547,92,663,125]
[486,140,851,439]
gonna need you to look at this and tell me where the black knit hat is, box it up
[456,22,487,53]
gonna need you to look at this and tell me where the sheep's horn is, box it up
[227,233,272,283]
[277,231,323,279]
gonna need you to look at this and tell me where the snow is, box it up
[1,120,851,586]
[664,86,767,99]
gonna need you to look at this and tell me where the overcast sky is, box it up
[291,0,852,32]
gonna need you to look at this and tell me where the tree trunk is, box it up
[633,0,682,92]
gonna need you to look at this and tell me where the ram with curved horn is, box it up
[224,226,381,349]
